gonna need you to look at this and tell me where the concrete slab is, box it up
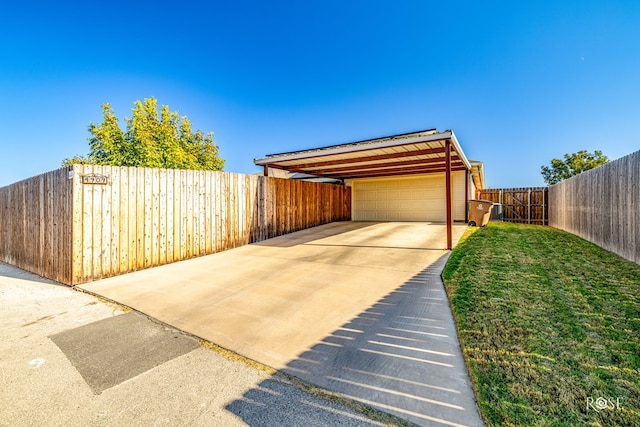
[79,221,482,426]
[79,222,464,368]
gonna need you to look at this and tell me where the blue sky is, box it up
[1,1,638,187]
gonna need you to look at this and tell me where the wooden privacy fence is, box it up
[0,168,74,284]
[0,165,351,285]
[478,187,548,225]
[549,150,639,265]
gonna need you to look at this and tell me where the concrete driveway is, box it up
[80,221,482,426]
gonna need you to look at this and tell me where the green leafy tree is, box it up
[541,150,609,185]
[62,97,224,171]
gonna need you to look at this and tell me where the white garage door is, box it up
[350,173,465,222]
[352,175,445,221]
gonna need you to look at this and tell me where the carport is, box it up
[254,129,483,249]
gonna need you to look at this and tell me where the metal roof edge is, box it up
[468,159,485,190]
[256,128,438,160]
[449,130,472,170]
[254,129,452,165]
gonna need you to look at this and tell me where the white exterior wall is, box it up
[453,171,465,221]
[470,179,477,201]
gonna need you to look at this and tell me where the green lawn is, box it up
[442,222,639,426]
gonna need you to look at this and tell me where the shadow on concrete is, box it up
[251,221,380,248]
[303,243,446,251]
[0,261,65,286]
[226,253,483,427]
[225,376,384,426]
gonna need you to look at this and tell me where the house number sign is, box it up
[82,174,109,185]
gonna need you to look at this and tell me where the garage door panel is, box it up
[407,200,429,210]
[397,189,413,200]
[360,211,375,221]
[357,181,377,190]
[352,173,464,222]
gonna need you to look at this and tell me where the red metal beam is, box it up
[336,165,467,179]
[306,156,464,175]
[445,140,452,250]
[464,169,469,223]
[277,146,451,169]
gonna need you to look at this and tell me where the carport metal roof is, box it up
[254,129,475,250]
[253,129,472,180]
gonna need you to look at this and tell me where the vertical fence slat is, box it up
[71,166,83,284]
[159,168,167,265]
[119,167,129,275]
[166,169,175,264]
[205,171,212,253]
[110,166,120,277]
[213,172,221,252]
[82,165,95,282]
[98,165,109,278]
[170,169,180,263]
[151,168,160,267]
[178,169,187,260]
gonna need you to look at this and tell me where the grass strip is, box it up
[443,222,640,426]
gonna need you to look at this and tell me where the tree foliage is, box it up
[62,97,224,171]
[540,150,609,185]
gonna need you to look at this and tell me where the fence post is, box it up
[543,188,547,226]
[528,189,531,224]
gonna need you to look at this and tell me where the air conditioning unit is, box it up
[490,203,503,222]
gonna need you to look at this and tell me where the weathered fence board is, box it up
[478,187,548,225]
[0,168,73,283]
[0,166,351,285]
[549,150,639,265]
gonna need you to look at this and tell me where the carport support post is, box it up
[464,169,469,223]
[445,140,453,250]
[263,164,269,177]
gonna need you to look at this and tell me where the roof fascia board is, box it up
[254,131,453,165]
[265,128,438,157]
[449,130,472,170]
[469,161,485,190]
